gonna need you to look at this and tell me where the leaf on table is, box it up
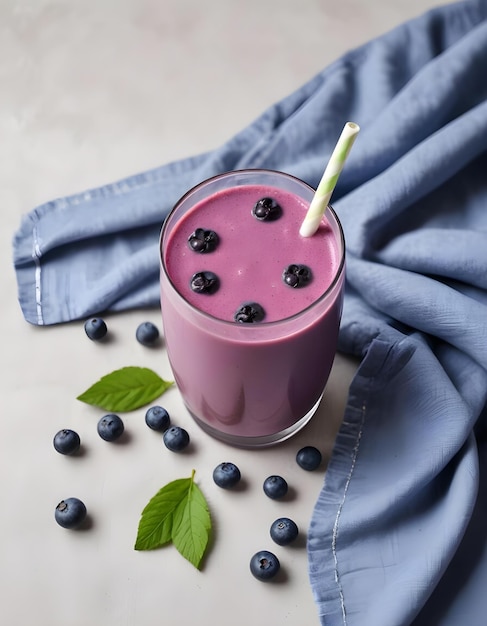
[135,470,212,570]
[76,366,173,412]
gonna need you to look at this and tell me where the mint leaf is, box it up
[135,470,212,570]
[77,366,173,412]
[172,476,212,568]
[134,479,186,550]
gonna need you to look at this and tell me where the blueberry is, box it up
[213,462,241,489]
[270,517,299,546]
[282,264,312,288]
[234,302,265,324]
[97,414,124,442]
[252,197,282,221]
[187,228,219,253]
[250,550,280,581]
[263,475,288,500]
[55,497,87,529]
[136,321,160,346]
[145,406,171,431]
[296,446,322,471]
[163,426,190,452]
[84,317,107,341]
[53,429,81,455]
[190,271,220,294]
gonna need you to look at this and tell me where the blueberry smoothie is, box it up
[160,170,345,447]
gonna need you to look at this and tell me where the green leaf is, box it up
[172,479,212,568]
[135,470,212,570]
[76,366,173,412]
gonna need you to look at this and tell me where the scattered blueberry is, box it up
[282,264,312,288]
[84,317,107,341]
[263,475,288,500]
[136,321,160,346]
[270,517,299,546]
[250,550,280,581]
[187,228,219,253]
[234,302,265,323]
[97,414,125,442]
[163,426,190,452]
[190,271,220,294]
[145,406,171,432]
[213,462,241,489]
[53,429,81,455]
[296,446,322,471]
[252,197,282,221]
[55,497,87,529]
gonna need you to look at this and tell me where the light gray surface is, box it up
[1,1,449,625]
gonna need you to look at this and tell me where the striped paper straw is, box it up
[299,121,360,237]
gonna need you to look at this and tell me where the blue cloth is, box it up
[12,0,487,624]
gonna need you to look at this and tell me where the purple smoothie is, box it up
[160,170,345,446]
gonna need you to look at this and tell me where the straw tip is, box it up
[346,121,360,133]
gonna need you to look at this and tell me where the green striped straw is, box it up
[299,121,360,237]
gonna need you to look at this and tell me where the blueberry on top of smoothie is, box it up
[190,271,220,294]
[234,302,266,323]
[187,228,219,253]
[252,197,282,221]
[282,264,312,288]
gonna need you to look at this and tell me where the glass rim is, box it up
[159,168,346,329]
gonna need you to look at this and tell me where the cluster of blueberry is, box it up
[145,405,190,451]
[53,427,85,529]
[53,406,193,529]
[186,197,312,324]
[54,318,163,529]
[84,318,161,347]
[53,416,188,525]
[52,401,191,529]
[212,447,322,582]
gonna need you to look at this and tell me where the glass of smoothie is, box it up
[159,169,345,448]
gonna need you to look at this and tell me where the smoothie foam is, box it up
[164,185,339,323]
